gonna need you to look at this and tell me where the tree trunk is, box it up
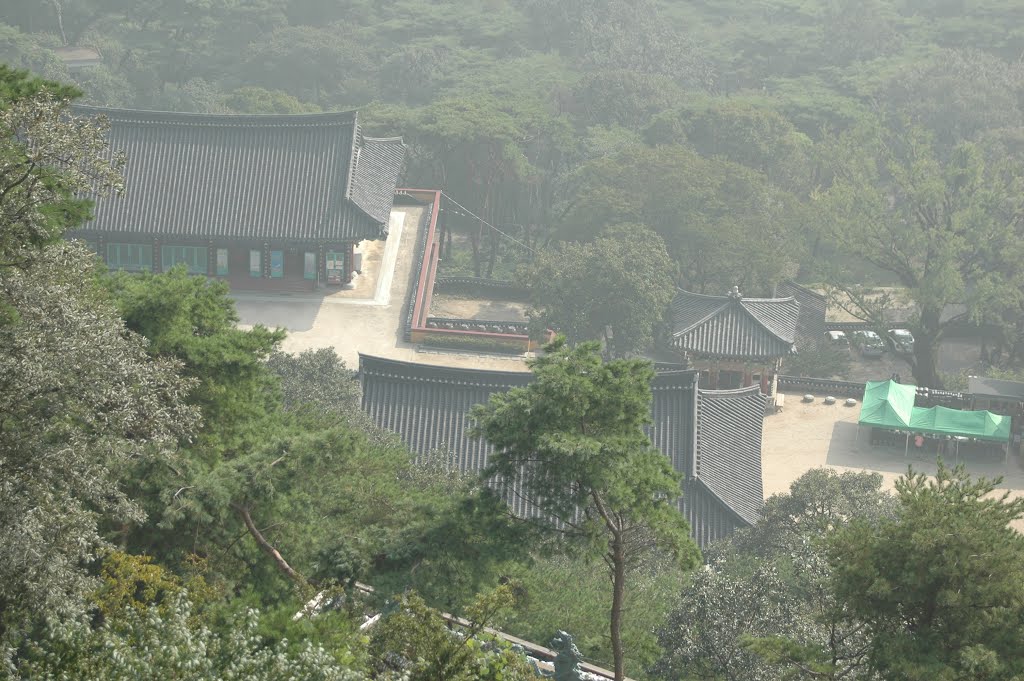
[610,536,626,681]
[912,307,943,388]
[471,224,482,278]
[234,504,305,585]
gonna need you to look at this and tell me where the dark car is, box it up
[888,328,915,355]
[853,330,886,358]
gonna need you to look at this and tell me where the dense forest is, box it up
[6,1,1024,384]
[5,2,1024,680]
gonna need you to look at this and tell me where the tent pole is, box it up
[905,432,909,458]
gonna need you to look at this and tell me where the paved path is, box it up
[234,206,528,372]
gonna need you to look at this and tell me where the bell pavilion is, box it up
[671,286,801,392]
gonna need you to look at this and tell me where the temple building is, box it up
[358,354,766,548]
[70,106,404,291]
[670,286,800,392]
[775,280,827,353]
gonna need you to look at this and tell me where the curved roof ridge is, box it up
[349,135,406,225]
[776,280,826,301]
[672,289,730,334]
[738,298,799,345]
[358,353,531,381]
[738,295,796,303]
[72,104,359,127]
[688,478,750,526]
[676,289,732,301]
[698,384,764,397]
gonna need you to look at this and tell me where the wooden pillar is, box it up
[345,242,355,284]
[319,244,327,288]
[152,235,161,273]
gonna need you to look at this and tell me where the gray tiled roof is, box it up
[776,281,826,352]
[358,354,762,547]
[671,289,799,360]
[73,106,404,242]
[695,386,766,525]
[351,137,406,224]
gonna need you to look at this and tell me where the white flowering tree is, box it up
[0,65,124,269]
[0,67,196,659]
[653,470,894,681]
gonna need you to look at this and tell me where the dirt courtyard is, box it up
[429,294,529,322]
[762,392,1024,531]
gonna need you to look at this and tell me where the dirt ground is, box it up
[429,294,529,322]
[762,392,1024,531]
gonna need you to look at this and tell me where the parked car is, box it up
[888,328,915,355]
[825,330,850,347]
[852,330,886,358]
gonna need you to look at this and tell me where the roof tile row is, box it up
[73,106,404,242]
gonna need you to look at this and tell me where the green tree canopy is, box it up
[0,65,123,268]
[655,469,896,681]
[830,464,1024,680]
[559,144,804,295]
[522,223,675,357]
[818,123,1024,387]
[471,339,699,680]
[0,243,198,654]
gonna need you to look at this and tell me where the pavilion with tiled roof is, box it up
[70,106,404,291]
[671,286,800,391]
[359,354,765,548]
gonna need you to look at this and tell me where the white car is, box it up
[825,330,849,347]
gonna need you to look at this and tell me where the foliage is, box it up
[16,593,364,680]
[0,66,123,269]
[418,331,529,355]
[654,560,801,681]
[368,586,541,681]
[830,463,1024,680]
[522,223,675,357]
[499,551,688,676]
[265,348,375,434]
[654,469,896,681]
[558,144,804,296]
[0,244,197,656]
[818,124,1024,387]
[782,342,852,379]
[472,339,699,679]
[106,267,285,456]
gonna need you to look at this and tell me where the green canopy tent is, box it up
[907,405,1011,464]
[858,380,916,430]
[909,405,1011,443]
[858,380,1011,462]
